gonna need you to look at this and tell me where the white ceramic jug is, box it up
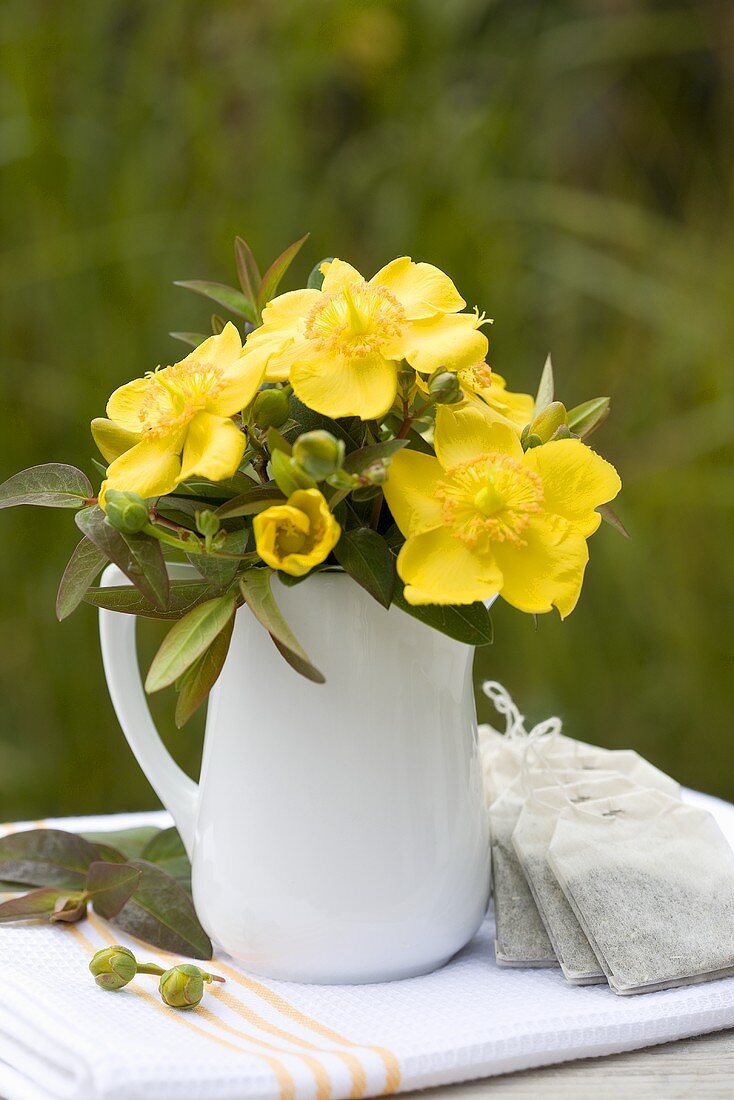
[99,563,491,983]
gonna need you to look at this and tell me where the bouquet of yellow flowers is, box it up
[0,235,621,724]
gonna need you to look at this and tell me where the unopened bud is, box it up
[89,945,137,991]
[104,490,149,534]
[253,388,291,429]
[361,460,389,486]
[159,964,224,1009]
[195,510,220,540]
[292,431,345,481]
[427,368,463,405]
[527,401,567,444]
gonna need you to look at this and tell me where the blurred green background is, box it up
[1,0,732,819]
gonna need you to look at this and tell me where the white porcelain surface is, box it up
[99,563,491,983]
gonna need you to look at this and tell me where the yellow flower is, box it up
[239,257,489,420]
[253,489,341,576]
[383,405,621,617]
[458,363,534,432]
[94,324,263,502]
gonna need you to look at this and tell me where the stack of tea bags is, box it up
[479,682,734,995]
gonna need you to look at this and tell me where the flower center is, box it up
[303,282,406,358]
[138,360,224,438]
[459,362,493,392]
[436,453,544,550]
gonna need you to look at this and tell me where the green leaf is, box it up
[534,354,555,416]
[267,426,292,456]
[257,233,309,311]
[145,591,237,693]
[283,398,366,453]
[81,826,161,861]
[213,487,285,520]
[55,536,108,621]
[75,506,169,610]
[174,279,255,324]
[187,528,249,588]
[392,583,494,646]
[173,472,258,499]
[0,829,103,890]
[239,568,325,683]
[0,463,92,510]
[234,236,261,313]
[141,828,191,889]
[567,396,611,439]
[174,614,234,730]
[342,438,408,475]
[333,528,395,609]
[0,887,71,924]
[113,859,212,959]
[598,502,630,538]
[169,331,207,349]
[86,861,141,919]
[84,579,214,620]
[271,449,317,495]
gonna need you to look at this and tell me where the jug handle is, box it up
[98,563,198,857]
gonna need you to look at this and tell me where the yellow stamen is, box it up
[304,282,406,358]
[138,360,224,438]
[436,453,543,550]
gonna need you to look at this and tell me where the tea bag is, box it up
[489,787,559,967]
[512,775,638,985]
[548,790,734,994]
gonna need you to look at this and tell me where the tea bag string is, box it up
[481,681,563,743]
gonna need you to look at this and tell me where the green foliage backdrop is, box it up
[1,0,732,816]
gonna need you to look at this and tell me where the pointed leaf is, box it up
[87,861,141,919]
[174,279,255,323]
[333,528,395,609]
[392,583,494,646]
[75,506,169,609]
[84,579,214,620]
[533,354,555,416]
[145,592,237,693]
[257,233,309,311]
[235,236,261,310]
[141,828,191,889]
[169,331,207,349]
[0,888,71,924]
[342,438,408,475]
[113,860,212,959]
[215,486,285,519]
[598,502,630,538]
[567,396,611,439]
[239,568,325,683]
[175,615,234,729]
[187,528,249,588]
[0,463,92,509]
[0,829,102,890]
[81,826,161,861]
[56,536,108,621]
[307,257,334,291]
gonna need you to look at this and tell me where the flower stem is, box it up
[137,962,166,976]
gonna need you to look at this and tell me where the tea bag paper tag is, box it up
[489,788,558,968]
[512,775,638,985]
[548,790,734,994]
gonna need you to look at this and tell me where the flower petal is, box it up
[178,411,246,484]
[291,352,397,420]
[106,377,150,432]
[492,514,589,618]
[382,448,444,537]
[473,372,535,431]
[103,438,181,499]
[91,418,142,464]
[180,320,242,369]
[399,312,489,375]
[434,405,523,468]
[260,289,321,330]
[398,527,503,606]
[525,438,621,538]
[370,257,465,319]
[320,259,365,295]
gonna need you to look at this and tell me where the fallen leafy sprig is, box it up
[0,825,210,959]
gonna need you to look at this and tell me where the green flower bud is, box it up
[104,490,149,534]
[527,401,568,444]
[195,509,220,539]
[427,368,463,405]
[361,459,389,487]
[159,964,224,1009]
[253,388,291,429]
[89,945,137,991]
[292,431,346,481]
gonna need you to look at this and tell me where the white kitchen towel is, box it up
[1,789,734,1100]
